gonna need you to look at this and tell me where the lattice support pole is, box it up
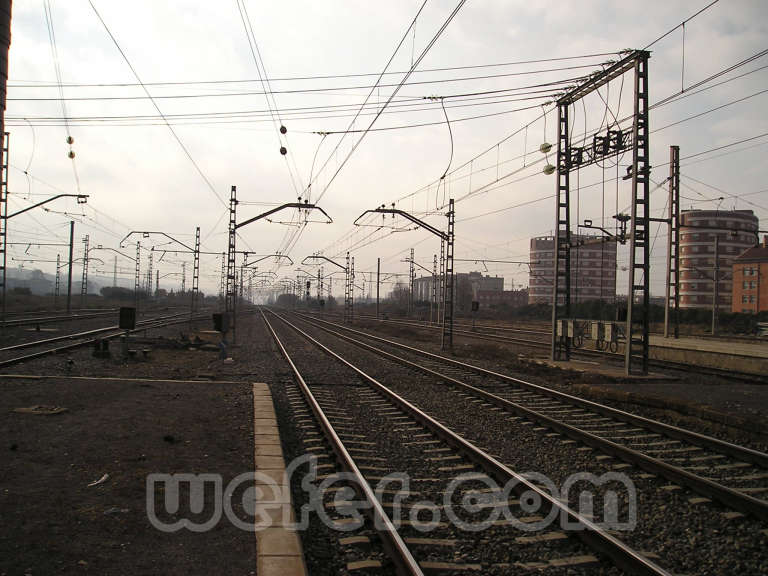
[664,146,680,339]
[438,238,445,326]
[80,234,89,308]
[441,199,455,351]
[181,262,186,293]
[344,251,351,323]
[551,101,571,362]
[625,52,651,375]
[350,256,355,323]
[225,185,238,343]
[432,254,438,324]
[134,242,141,310]
[146,248,154,300]
[54,253,61,308]
[0,132,8,325]
[408,248,414,317]
[191,226,200,314]
[219,253,225,301]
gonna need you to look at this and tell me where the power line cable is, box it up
[8,51,620,88]
[642,0,721,50]
[315,0,469,205]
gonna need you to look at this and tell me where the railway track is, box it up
[0,310,119,328]
[322,312,766,382]
[262,308,674,575]
[293,312,768,522]
[0,311,206,368]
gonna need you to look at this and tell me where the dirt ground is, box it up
[1,309,766,575]
[0,314,278,576]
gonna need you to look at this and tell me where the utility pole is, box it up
[113,255,117,287]
[712,235,720,336]
[376,257,380,319]
[664,145,680,338]
[181,262,186,293]
[66,220,74,313]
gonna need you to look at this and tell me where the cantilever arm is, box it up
[7,194,88,219]
[302,254,346,271]
[243,254,293,267]
[236,203,332,230]
[354,207,447,241]
[403,258,433,275]
[119,231,194,252]
[89,246,137,263]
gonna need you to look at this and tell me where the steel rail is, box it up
[267,309,673,576]
[329,312,767,382]
[293,313,768,521]
[0,312,188,353]
[0,313,205,369]
[1,310,119,328]
[259,309,425,576]
[300,313,768,465]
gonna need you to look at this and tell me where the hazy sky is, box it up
[5,0,767,299]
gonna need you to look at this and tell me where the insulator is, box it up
[68,150,76,159]
[539,142,552,154]
[66,136,74,145]
[543,164,555,175]
[280,146,287,155]
[280,125,287,135]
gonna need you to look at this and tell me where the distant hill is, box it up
[5,267,126,296]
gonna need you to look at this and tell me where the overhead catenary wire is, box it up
[43,0,81,194]
[280,1,469,263]
[235,0,304,197]
[87,0,228,210]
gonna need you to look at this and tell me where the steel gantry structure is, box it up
[120,227,203,316]
[302,253,350,318]
[0,181,88,323]
[355,199,455,350]
[226,186,333,341]
[551,49,650,375]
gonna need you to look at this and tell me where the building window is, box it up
[742,295,749,303]
[748,295,755,303]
